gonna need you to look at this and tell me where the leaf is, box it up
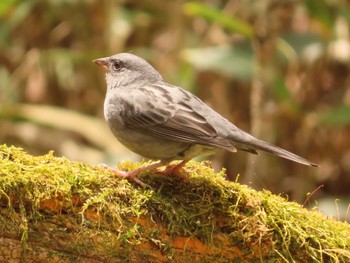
[183,2,253,38]
[0,1,34,44]
[281,33,326,61]
[182,45,254,80]
[273,77,300,110]
[0,0,17,17]
[305,0,334,30]
[319,105,350,126]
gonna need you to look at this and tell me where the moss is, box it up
[0,144,349,262]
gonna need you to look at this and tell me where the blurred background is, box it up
[1,0,350,219]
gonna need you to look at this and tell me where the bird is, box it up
[93,53,318,187]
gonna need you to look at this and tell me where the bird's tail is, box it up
[235,137,318,167]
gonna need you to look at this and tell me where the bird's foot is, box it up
[99,161,164,189]
[156,160,189,180]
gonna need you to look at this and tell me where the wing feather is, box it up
[122,83,236,152]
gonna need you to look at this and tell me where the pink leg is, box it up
[101,161,166,188]
[158,160,189,179]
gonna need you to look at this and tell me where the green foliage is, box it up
[183,2,253,38]
[305,0,335,30]
[0,1,33,43]
[320,105,350,126]
[0,0,18,16]
[183,45,253,80]
[281,33,326,60]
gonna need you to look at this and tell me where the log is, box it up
[0,144,349,262]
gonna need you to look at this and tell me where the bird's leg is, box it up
[101,159,190,187]
[100,161,165,188]
[158,160,189,180]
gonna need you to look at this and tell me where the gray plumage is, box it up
[94,53,318,168]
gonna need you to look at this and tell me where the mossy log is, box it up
[0,144,349,262]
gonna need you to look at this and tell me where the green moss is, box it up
[0,144,349,262]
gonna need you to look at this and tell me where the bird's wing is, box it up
[122,83,236,152]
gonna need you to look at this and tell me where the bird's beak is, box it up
[92,57,109,71]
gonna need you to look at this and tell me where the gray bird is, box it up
[93,53,318,187]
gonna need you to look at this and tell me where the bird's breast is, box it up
[104,96,126,126]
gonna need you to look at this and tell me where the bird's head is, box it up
[93,53,163,89]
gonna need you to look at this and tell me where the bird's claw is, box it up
[156,160,189,180]
[99,163,153,189]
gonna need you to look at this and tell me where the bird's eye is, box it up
[112,60,123,71]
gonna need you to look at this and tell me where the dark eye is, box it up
[111,60,123,71]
